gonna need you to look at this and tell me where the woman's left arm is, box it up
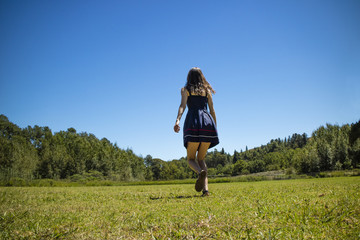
[207,91,217,126]
[174,88,188,133]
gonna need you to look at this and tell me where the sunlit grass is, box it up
[1,177,359,239]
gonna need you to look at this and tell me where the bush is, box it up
[69,170,104,182]
[207,168,217,177]
[6,178,28,186]
[70,174,85,182]
[285,167,295,175]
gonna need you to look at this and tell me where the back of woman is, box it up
[174,67,219,196]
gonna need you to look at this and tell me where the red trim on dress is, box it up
[184,128,216,132]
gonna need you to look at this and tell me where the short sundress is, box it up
[183,90,219,149]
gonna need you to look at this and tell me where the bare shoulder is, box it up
[181,87,189,96]
[207,89,213,99]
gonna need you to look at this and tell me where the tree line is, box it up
[0,115,144,181]
[0,114,359,182]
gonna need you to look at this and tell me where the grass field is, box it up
[1,177,359,239]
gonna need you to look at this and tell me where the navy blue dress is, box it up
[183,91,219,149]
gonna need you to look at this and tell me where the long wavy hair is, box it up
[185,67,215,95]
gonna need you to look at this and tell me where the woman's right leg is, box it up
[188,142,207,192]
[187,142,202,174]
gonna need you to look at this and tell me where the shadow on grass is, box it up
[150,194,202,200]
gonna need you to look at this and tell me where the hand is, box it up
[174,119,180,133]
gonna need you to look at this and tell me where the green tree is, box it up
[232,150,239,163]
[248,160,265,173]
[232,159,248,176]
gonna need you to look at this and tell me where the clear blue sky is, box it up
[1,0,359,160]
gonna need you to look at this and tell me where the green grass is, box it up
[1,177,359,239]
[2,169,360,187]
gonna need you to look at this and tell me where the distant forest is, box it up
[1,114,359,182]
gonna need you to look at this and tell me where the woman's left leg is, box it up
[197,142,211,194]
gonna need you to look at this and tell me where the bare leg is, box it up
[187,142,202,174]
[197,142,210,192]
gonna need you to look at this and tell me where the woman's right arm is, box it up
[174,88,188,133]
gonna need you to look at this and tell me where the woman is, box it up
[174,67,219,196]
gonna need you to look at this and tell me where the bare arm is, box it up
[207,90,217,126]
[174,88,188,133]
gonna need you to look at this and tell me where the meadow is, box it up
[1,177,359,239]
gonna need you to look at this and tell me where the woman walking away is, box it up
[174,67,219,197]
